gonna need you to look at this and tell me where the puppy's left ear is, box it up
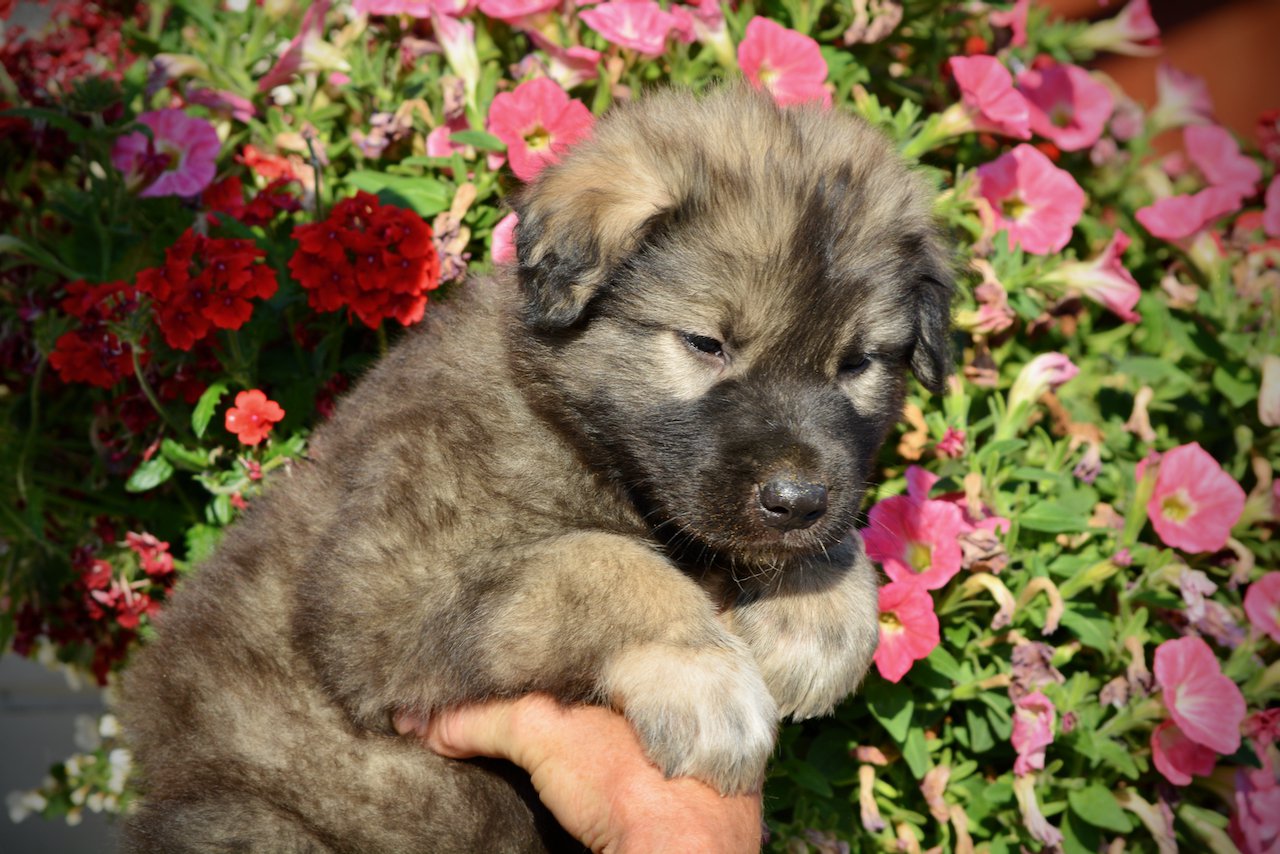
[509,142,675,331]
[909,236,957,394]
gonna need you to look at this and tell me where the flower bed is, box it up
[1,0,1277,849]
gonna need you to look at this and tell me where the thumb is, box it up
[412,700,523,762]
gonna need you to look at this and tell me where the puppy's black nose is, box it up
[757,480,828,531]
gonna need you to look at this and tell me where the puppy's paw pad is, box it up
[604,642,777,795]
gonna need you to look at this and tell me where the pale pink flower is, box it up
[257,0,348,92]
[1136,185,1247,242]
[873,580,940,683]
[1230,764,1280,854]
[1177,567,1216,623]
[1074,0,1160,56]
[580,0,677,56]
[1011,691,1055,776]
[1007,352,1079,413]
[1186,124,1262,194]
[1244,572,1280,643]
[1263,175,1280,238]
[1146,442,1245,553]
[946,55,1031,140]
[737,17,831,108]
[111,109,220,198]
[491,211,518,265]
[1153,635,1245,755]
[487,78,594,182]
[862,494,965,590]
[426,115,470,159]
[1048,230,1141,322]
[1016,64,1113,152]
[1151,720,1217,786]
[989,0,1030,48]
[1260,354,1280,427]
[1151,62,1214,131]
[976,144,1086,255]
[476,0,558,24]
[956,260,1015,334]
[526,31,603,89]
[434,12,481,109]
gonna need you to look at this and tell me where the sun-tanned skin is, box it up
[120,86,952,852]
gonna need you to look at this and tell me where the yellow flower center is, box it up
[1160,489,1195,523]
[908,541,933,572]
[1001,195,1030,221]
[524,125,552,152]
[880,612,903,632]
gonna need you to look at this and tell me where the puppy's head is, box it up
[511,86,954,566]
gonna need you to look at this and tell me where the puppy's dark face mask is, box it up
[508,88,954,569]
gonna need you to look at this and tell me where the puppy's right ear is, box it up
[509,139,675,331]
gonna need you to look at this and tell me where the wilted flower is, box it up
[1150,62,1214,132]
[487,78,594,182]
[1177,567,1216,623]
[580,1,678,56]
[858,764,885,831]
[842,0,903,45]
[1071,0,1159,56]
[737,18,830,108]
[111,109,220,198]
[920,765,950,823]
[1011,691,1055,775]
[1153,635,1245,755]
[1012,775,1063,848]
[1244,572,1280,643]
[1006,352,1079,416]
[976,144,1086,255]
[1151,720,1217,786]
[1016,64,1113,152]
[1072,441,1102,483]
[1145,442,1246,553]
[873,580,940,683]
[1010,643,1064,703]
[960,572,1017,630]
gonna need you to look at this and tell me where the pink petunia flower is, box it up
[989,0,1030,48]
[491,211,518,265]
[1011,691,1055,776]
[1151,62,1214,131]
[580,0,677,56]
[1231,765,1280,854]
[1185,124,1263,194]
[487,78,594,182]
[1244,572,1280,643]
[1136,185,1247,243]
[111,109,220,198]
[184,87,255,123]
[256,0,348,93]
[1007,352,1079,412]
[945,55,1031,140]
[1048,230,1141,322]
[1262,175,1280,238]
[1146,442,1245,553]
[976,144,1086,254]
[737,17,831,108]
[1074,0,1160,56]
[862,493,965,590]
[526,30,603,89]
[873,580,940,683]
[1151,720,1217,786]
[1153,635,1245,755]
[1016,64,1113,152]
[476,0,558,24]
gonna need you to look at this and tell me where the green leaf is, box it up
[0,107,90,142]
[126,457,174,493]
[923,645,964,682]
[448,129,506,151]
[0,235,80,278]
[965,705,995,752]
[1069,785,1132,833]
[805,727,859,786]
[192,381,229,439]
[160,439,210,471]
[778,759,833,797]
[184,524,223,565]
[1060,604,1114,652]
[345,172,451,218]
[901,728,929,779]
[865,680,914,743]
[1061,811,1104,854]
[1212,366,1256,408]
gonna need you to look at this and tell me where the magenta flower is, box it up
[476,0,558,24]
[1135,185,1246,243]
[1153,635,1245,755]
[487,78,594,182]
[1186,124,1262,193]
[1146,442,1245,553]
[976,144,1086,255]
[580,1,678,56]
[945,55,1030,140]
[1151,62,1214,131]
[737,17,831,108]
[1016,64,1113,152]
[491,212,518,265]
[111,109,220,198]
[862,493,965,590]
[1151,720,1217,786]
[1011,691,1055,776]
[1074,0,1160,56]
[1049,230,1141,322]
[873,580,940,683]
[989,0,1030,48]
[1244,573,1280,643]
[1264,175,1280,238]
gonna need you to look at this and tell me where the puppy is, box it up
[120,85,953,853]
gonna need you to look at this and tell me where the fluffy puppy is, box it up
[120,85,953,853]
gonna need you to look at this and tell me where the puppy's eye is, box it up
[840,354,873,377]
[681,332,725,359]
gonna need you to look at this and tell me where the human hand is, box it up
[394,695,763,854]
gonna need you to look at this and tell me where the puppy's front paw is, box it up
[603,641,778,795]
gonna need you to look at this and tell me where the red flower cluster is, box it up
[136,229,278,351]
[205,175,302,227]
[49,280,144,388]
[289,192,441,328]
[0,1,134,104]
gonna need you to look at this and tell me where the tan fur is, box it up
[120,86,952,852]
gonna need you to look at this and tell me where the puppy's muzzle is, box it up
[756,479,829,531]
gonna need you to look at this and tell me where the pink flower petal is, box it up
[1153,636,1245,755]
[737,17,830,108]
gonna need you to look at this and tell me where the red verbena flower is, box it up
[1153,635,1245,755]
[873,580,939,683]
[49,280,144,388]
[125,532,175,579]
[1145,442,1245,553]
[290,192,442,328]
[1151,720,1217,786]
[487,78,595,182]
[976,144,1085,254]
[1016,63,1113,152]
[225,389,285,446]
[737,17,831,108]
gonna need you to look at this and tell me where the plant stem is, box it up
[132,348,191,440]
